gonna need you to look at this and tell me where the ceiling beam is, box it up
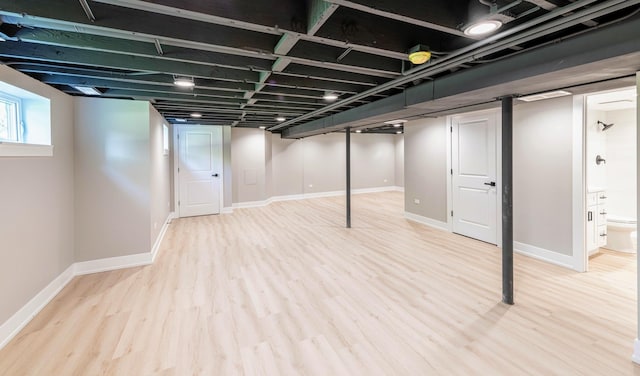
[322,0,470,38]
[0,42,260,82]
[15,28,275,72]
[0,5,400,78]
[307,0,340,36]
[10,64,256,92]
[281,12,640,138]
[36,73,251,99]
[272,0,629,131]
[91,0,406,61]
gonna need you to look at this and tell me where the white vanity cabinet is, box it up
[586,190,607,254]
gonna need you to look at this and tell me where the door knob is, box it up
[484,182,496,187]
[212,173,219,177]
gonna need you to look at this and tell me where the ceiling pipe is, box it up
[269,0,633,131]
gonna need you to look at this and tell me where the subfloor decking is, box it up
[0,191,637,375]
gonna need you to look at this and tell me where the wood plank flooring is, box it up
[0,191,638,375]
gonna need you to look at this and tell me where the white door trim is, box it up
[572,95,587,272]
[446,107,502,247]
[173,125,224,218]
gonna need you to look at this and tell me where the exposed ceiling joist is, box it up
[1,0,637,131]
[282,12,640,138]
[323,0,470,38]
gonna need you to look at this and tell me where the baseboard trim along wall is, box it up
[514,241,576,270]
[0,264,75,350]
[404,212,449,232]
[403,213,577,271]
[0,212,174,351]
[232,186,403,209]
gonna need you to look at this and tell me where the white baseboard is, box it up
[514,241,575,270]
[632,339,640,364]
[150,212,174,263]
[74,253,153,276]
[233,186,402,208]
[221,207,233,214]
[0,264,75,349]
[0,212,174,351]
[232,199,270,209]
[404,212,449,232]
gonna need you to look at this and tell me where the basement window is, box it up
[0,81,53,157]
[0,94,21,142]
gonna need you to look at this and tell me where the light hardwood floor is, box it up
[0,192,638,375]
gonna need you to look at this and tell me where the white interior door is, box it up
[178,125,223,217]
[451,111,498,244]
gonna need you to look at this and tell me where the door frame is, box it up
[572,94,587,272]
[173,124,225,218]
[446,107,503,247]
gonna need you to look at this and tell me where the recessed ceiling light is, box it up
[393,123,402,128]
[396,130,402,134]
[259,126,266,130]
[355,129,362,133]
[173,77,195,88]
[190,113,202,118]
[275,116,286,122]
[383,119,408,125]
[518,90,572,102]
[174,118,187,123]
[464,20,502,36]
[72,85,101,95]
[323,92,339,101]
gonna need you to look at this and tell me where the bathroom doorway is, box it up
[583,86,637,270]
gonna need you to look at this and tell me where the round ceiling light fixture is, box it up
[323,92,339,101]
[355,129,362,133]
[407,44,431,65]
[190,113,202,118]
[463,20,502,36]
[275,116,286,122]
[173,76,195,88]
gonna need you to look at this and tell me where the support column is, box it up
[346,127,352,228]
[502,96,514,305]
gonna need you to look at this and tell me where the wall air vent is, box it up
[518,90,572,102]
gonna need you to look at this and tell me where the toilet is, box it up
[605,215,637,253]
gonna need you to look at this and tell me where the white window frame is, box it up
[0,92,22,143]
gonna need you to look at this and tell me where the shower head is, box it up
[597,120,614,131]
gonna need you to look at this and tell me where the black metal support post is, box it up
[346,127,352,228]
[502,96,514,305]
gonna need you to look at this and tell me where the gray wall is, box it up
[265,130,273,199]
[513,97,574,255]
[223,126,233,209]
[270,132,397,199]
[0,66,75,324]
[403,98,575,255]
[74,97,152,261]
[231,128,267,203]
[352,133,395,189]
[149,106,171,245]
[271,135,305,196]
[395,134,404,187]
[303,133,346,194]
[404,117,448,222]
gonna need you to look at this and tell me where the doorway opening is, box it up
[583,87,637,270]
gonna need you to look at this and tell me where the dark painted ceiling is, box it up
[0,0,638,136]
